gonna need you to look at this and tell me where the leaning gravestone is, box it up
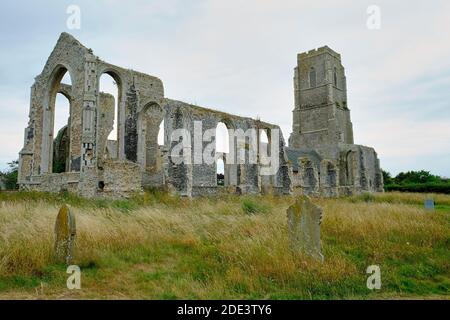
[287,195,324,262]
[54,205,76,264]
[424,199,435,211]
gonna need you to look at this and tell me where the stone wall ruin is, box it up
[18,34,382,198]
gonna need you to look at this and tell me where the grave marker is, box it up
[287,195,324,262]
[54,205,76,264]
[424,199,435,211]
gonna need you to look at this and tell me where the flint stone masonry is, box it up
[287,195,324,262]
[54,205,76,264]
[288,46,383,196]
[18,34,382,198]
[163,99,291,197]
[101,159,143,197]
[319,160,339,197]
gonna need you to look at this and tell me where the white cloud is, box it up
[1,0,449,176]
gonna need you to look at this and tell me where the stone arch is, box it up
[258,127,272,164]
[216,117,238,186]
[216,121,229,154]
[53,92,71,173]
[299,157,319,195]
[137,102,165,172]
[97,68,124,91]
[98,69,124,159]
[57,84,73,102]
[258,126,274,191]
[217,118,236,158]
[40,64,75,174]
[327,162,337,187]
[216,155,225,186]
[53,125,70,173]
[215,120,235,187]
[345,150,354,186]
[320,159,338,197]
[260,127,270,143]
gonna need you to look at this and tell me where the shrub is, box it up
[382,169,450,194]
[394,170,442,184]
[385,183,450,194]
[1,160,19,190]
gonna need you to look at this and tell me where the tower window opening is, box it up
[333,67,338,87]
[309,68,316,88]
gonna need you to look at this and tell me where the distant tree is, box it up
[1,160,19,190]
[384,170,450,194]
[394,170,441,184]
[381,169,393,185]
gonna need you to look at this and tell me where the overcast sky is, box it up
[0,0,449,177]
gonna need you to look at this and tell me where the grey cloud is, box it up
[0,0,449,176]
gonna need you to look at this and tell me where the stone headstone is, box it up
[54,205,76,264]
[424,199,435,211]
[287,195,324,262]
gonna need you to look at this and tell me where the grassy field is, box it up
[0,190,448,300]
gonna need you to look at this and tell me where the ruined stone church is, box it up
[18,33,383,198]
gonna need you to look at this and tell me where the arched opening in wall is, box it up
[217,158,224,186]
[304,160,317,190]
[309,67,316,88]
[346,151,354,185]
[45,66,73,174]
[157,119,165,146]
[61,72,71,87]
[259,129,270,165]
[216,122,230,186]
[99,72,121,159]
[145,117,164,171]
[333,67,338,87]
[53,92,70,173]
[327,162,337,187]
[138,103,164,174]
[259,128,274,188]
[216,122,229,154]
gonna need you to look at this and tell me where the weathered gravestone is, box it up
[287,195,324,262]
[424,199,435,211]
[54,205,76,264]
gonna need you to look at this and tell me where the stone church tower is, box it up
[287,46,384,194]
[289,46,354,159]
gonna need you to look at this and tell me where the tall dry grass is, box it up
[0,192,448,299]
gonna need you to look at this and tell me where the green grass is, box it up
[241,197,271,215]
[0,191,448,299]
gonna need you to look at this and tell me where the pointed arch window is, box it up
[333,67,338,87]
[309,67,316,88]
